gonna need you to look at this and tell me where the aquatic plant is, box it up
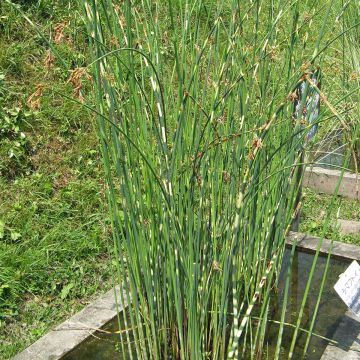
[80,0,359,358]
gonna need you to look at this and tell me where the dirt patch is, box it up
[31,136,76,188]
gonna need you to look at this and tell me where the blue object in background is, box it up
[294,71,321,142]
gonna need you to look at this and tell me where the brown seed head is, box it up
[252,137,263,150]
[44,49,55,72]
[268,45,279,60]
[54,22,66,44]
[67,67,91,87]
[73,85,85,103]
[67,68,91,102]
[349,71,360,81]
[212,261,223,272]
[27,84,45,110]
[287,91,298,102]
[223,171,230,184]
[300,62,311,74]
[303,13,311,23]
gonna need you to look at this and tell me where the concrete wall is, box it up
[303,166,360,200]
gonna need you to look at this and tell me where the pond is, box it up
[63,249,349,359]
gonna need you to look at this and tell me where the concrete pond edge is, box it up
[304,166,359,200]
[13,233,360,360]
[12,286,127,360]
[320,310,360,360]
[286,231,360,261]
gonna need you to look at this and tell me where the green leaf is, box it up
[10,231,21,241]
[0,220,4,239]
[60,283,74,300]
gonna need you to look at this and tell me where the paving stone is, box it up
[303,166,360,200]
[321,310,360,360]
[337,219,360,235]
[286,232,360,261]
[12,286,127,360]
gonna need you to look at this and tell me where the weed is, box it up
[0,73,34,179]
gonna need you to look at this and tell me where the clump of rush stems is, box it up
[78,0,359,359]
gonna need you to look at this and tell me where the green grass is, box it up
[0,148,113,358]
[0,1,113,358]
[300,188,360,246]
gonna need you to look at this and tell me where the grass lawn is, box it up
[0,2,113,358]
[300,188,360,246]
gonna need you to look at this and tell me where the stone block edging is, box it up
[12,286,126,360]
[304,166,359,200]
[286,231,360,261]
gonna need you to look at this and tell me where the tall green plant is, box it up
[309,0,360,171]
[79,0,358,359]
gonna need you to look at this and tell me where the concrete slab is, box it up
[12,286,127,360]
[303,166,360,200]
[321,310,360,360]
[286,232,360,261]
[338,219,360,236]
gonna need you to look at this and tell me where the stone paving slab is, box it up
[12,286,126,360]
[338,219,360,236]
[286,232,360,261]
[321,310,360,360]
[304,166,360,200]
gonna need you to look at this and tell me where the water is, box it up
[62,308,133,360]
[262,249,348,359]
[63,249,349,360]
